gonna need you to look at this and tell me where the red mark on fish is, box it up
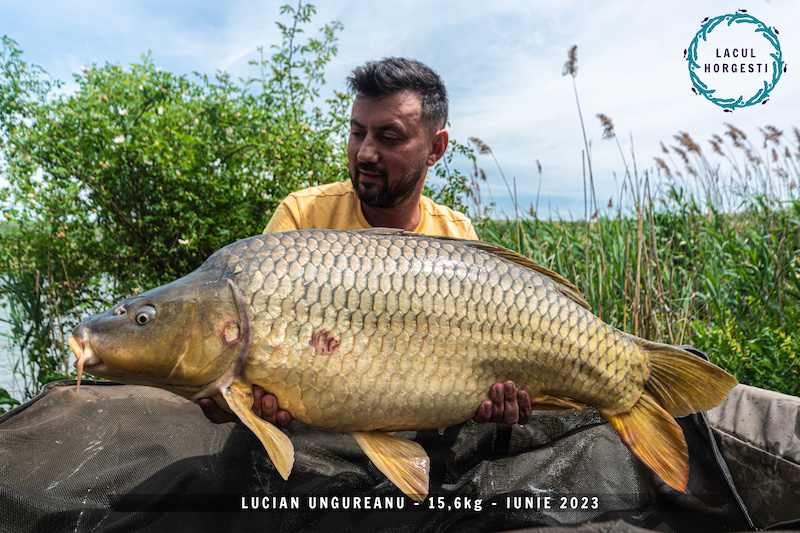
[310,329,340,356]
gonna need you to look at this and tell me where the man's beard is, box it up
[350,160,427,209]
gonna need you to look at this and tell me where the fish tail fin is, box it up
[602,393,689,492]
[604,341,738,492]
[639,340,738,417]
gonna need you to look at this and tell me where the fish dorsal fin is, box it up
[355,229,590,311]
[352,431,430,502]
[354,227,408,236]
[223,386,295,480]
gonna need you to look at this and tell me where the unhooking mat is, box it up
[706,383,800,530]
[0,379,771,533]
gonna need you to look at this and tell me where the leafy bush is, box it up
[0,3,352,400]
[1,14,350,289]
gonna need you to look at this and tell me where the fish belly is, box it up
[214,230,648,433]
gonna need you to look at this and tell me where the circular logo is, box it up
[687,11,784,110]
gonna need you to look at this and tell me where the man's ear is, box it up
[426,128,449,166]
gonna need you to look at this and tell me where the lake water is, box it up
[0,281,114,407]
[0,305,48,405]
[0,313,23,404]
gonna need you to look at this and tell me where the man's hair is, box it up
[346,57,448,130]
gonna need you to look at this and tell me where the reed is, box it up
[471,47,799,397]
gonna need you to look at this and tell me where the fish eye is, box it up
[134,305,156,326]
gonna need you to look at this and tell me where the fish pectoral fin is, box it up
[352,431,430,502]
[529,394,586,411]
[602,393,688,493]
[222,387,295,480]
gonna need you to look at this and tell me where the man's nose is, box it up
[357,134,379,163]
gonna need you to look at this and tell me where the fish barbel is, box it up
[68,229,737,501]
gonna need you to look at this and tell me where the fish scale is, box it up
[69,228,737,499]
[201,230,647,433]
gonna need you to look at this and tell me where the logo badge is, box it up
[687,11,784,110]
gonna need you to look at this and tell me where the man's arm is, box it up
[198,387,293,428]
[200,381,532,427]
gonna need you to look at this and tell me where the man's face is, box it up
[347,90,440,209]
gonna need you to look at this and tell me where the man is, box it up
[199,57,531,427]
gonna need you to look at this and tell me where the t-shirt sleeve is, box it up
[465,222,479,241]
[263,198,301,234]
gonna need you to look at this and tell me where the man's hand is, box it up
[473,380,532,425]
[198,385,293,428]
[199,382,529,427]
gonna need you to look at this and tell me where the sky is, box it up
[4,0,800,220]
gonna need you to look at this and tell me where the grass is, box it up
[476,199,799,397]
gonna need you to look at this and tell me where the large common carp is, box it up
[68,229,737,501]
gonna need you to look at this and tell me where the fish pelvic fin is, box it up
[638,340,738,417]
[602,393,689,493]
[223,387,295,480]
[352,431,430,502]
[529,394,586,411]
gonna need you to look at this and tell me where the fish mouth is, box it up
[68,335,103,391]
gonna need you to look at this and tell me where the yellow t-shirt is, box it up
[263,180,478,240]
